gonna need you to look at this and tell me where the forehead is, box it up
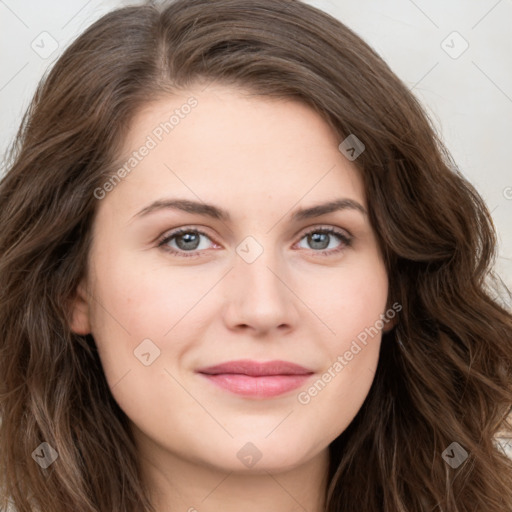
[104,85,366,217]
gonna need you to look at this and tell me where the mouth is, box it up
[196,359,314,398]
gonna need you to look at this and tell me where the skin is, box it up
[70,83,394,512]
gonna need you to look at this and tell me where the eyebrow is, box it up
[132,197,367,223]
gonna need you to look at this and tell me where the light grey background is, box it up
[1,0,511,290]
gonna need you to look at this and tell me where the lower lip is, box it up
[199,373,313,398]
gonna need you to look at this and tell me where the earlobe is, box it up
[382,310,399,333]
[382,316,398,333]
[382,297,400,333]
[69,280,91,335]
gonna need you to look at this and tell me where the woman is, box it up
[1,0,511,511]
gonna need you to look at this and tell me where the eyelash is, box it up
[157,225,353,259]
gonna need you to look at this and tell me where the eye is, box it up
[158,227,216,258]
[295,226,352,256]
[157,225,353,258]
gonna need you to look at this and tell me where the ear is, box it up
[69,279,91,335]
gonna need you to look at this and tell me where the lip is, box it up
[196,359,314,398]
[197,359,313,376]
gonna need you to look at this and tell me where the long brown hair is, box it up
[1,1,511,510]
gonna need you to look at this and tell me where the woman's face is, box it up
[71,83,392,475]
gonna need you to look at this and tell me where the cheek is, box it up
[86,249,217,385]
[90,249,210,335]
[304,255,388,346]
[296,271,388,443]
[302,255,388,407]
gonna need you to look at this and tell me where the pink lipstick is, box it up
[196,359,314,398]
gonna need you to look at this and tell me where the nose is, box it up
[221,241,300,336]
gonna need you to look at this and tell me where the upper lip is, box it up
[196,359,314,377]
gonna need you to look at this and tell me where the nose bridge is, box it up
[235,233,284,296]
